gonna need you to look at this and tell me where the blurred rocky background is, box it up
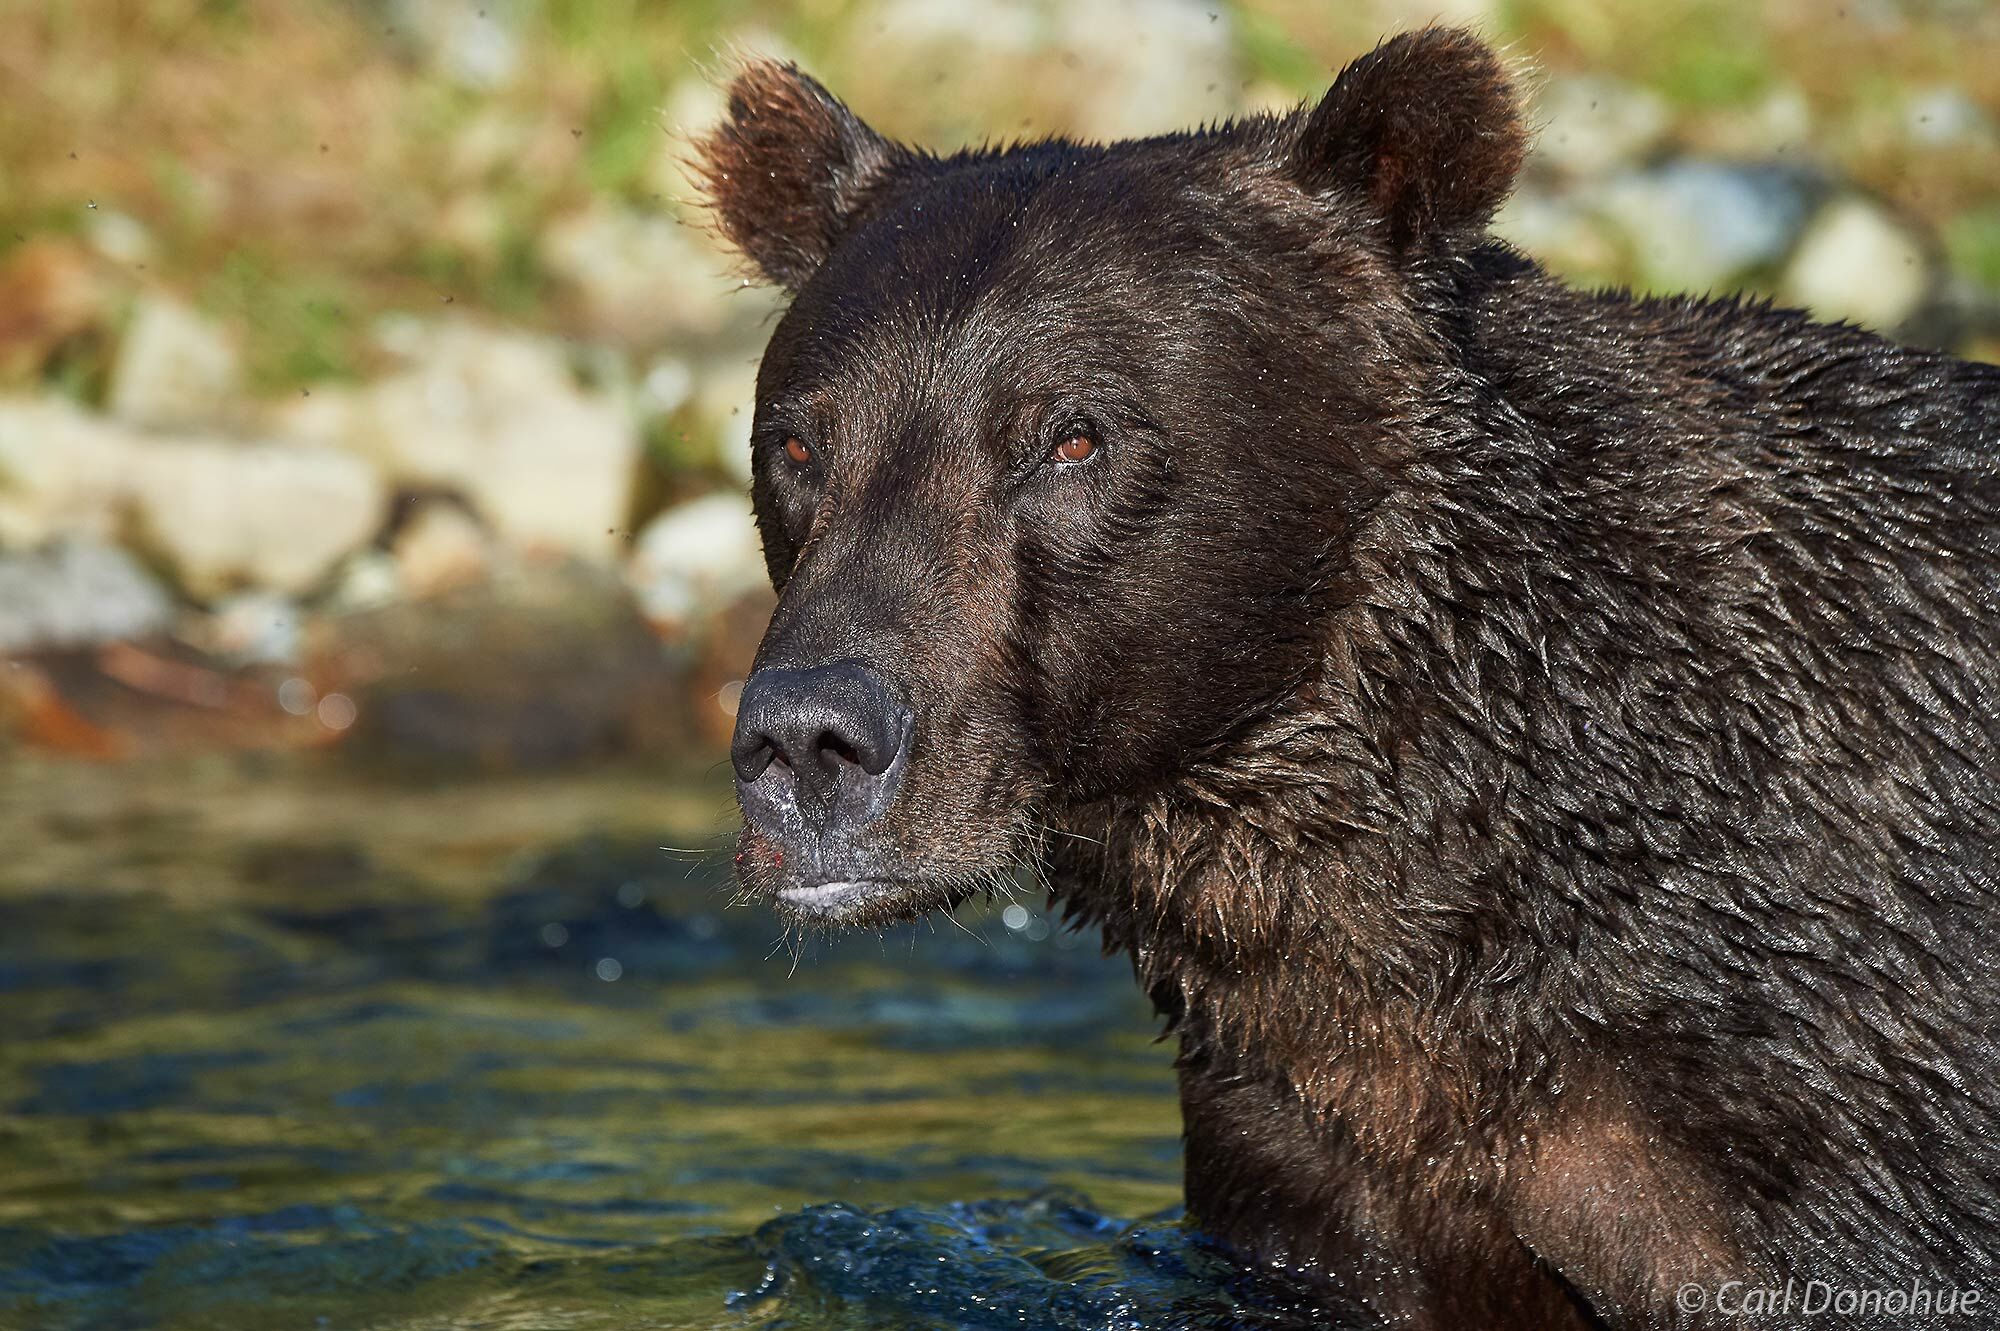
[2,0,1996,776]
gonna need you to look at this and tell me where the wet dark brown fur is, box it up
[697,27,2000,1329]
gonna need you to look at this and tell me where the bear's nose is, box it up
[731,661,910,834]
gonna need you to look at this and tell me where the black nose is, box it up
[731,661,910,833]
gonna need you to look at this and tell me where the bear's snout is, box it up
[731,660,912,844]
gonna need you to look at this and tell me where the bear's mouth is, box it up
[775,878,900,921]
[742,829,987,927]
[734,803,1015,930]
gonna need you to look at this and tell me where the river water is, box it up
[0,755,1353,1330]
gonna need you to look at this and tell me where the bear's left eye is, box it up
[1051,428,1099,465]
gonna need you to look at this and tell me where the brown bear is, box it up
[697,26,2000,1330]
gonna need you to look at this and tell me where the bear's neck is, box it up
[1050,608,1560,1130]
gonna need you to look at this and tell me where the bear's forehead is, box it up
[773,152,1237,396]
[834,141,1274,309]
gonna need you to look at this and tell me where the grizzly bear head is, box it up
[694,28,1527,924]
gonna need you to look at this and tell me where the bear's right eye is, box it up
[1053,431,1098,464]
[783,437,813,468]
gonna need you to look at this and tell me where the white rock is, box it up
[626,493,766,632]
[853,0,1234,139]
[264,383,362,452]
[691,356,761,486]
[866,0,1038,60]
[1783,198,1930,332]
[1705,84,1814,161]
[542,206,773,346]
[0,537,173,652]
[194,591,304,666]
[371,312,433,364]
[1373,0,1500,25]
[447,108,536,187]
[641,357,696,416]
[1052,0,1236,139]
[392,500,491,598]
[437,192,508,265]
[1594,161,1809,292]
[1532,76,1670,178]
[86,210,156,266]
[389,0,520,90]
[0,398,392,602]
[653,79,731,210]
[126,438,387,599]
[1490,188,1619,277]
[107,294,241,429]
[317,321,640,563]
[0,396,136,550]
[1903,86,1995,151]
[325,549,405,614]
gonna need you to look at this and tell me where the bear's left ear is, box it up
[693,60,908,291]
[1287,27,1527,259]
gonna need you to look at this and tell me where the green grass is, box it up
[1502,0,1774,107]
[1234,7,1338,98]
[583,57,672,200]
[200,252,363,390]
[1946,208,2000,295]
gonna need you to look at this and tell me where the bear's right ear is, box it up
[1287,28,1526,259]
[692,61,906,291]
